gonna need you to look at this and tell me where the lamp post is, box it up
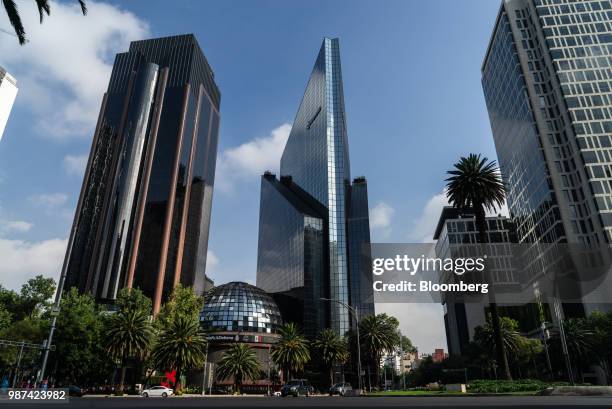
[319,298,362,392]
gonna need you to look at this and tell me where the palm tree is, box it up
[103,309,153,393]
[271,323,310,380]
[445,153,512,380]
[3,0,87,45]
[551,318,594,382]
[216,343,261,394]
[359,314,399,388]
[473,316,524,357]
[313,328,349,387]
[152,316,207,393]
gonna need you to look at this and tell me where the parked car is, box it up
[141,386,173,398]
[67,385,84,397]
[329,382,352,396]
[280,379,314,397]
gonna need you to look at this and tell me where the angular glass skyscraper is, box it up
[0,66,18,143]
[256,38,374,337]
[63,35,220,313]
[482,0,612,314]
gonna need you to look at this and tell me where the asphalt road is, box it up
[4,395,612,409]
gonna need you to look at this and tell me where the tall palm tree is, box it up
[359,314,399,387]
[3,0,87,45]
[216,343,261,394]
[152,316,207,393]
[271,323,310,380]
[103,309,153,393]
[473,316,524,357]
[313,328,349,387]
[445,153,511,380]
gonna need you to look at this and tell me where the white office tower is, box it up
[0,66,18,142]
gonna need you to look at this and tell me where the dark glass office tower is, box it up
[256,38,374,337]
[62,34,220,314]
[482,0,612,316]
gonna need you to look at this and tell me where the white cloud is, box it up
[407,191,510,243]
[0,238,67,291]
[1,220,33,234]
[206,250,219,273]
[29,193,68,208]
[63,154,88,176]
[216,123,292,192]
[408,192,450,243]
[369,201,395,240]
[0,1,150,139]
[376,303,447,353]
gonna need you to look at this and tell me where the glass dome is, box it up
[200,281,283,334]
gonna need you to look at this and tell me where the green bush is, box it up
[467,379,549,393]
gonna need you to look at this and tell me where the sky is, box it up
[0,0,504,352]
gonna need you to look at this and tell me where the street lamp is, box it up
[319,298,362,392]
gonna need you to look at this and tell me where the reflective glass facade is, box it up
[483,0,612,247]
[63,35,220,313]
[257,38,374,337]
[200,281,283,334]
[0,66,18,143]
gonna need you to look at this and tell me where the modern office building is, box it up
[482,0,612,314]
[434,206,524,356]
[62,34,220,313]
[256,38,374,338]
[0,66,18,142]
[199,281,282,392]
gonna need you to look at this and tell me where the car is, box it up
[329,382,352,396]
[67,385,84,397]
[141,386,173,398]
[280,379,314,397]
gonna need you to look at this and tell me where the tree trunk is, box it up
[329,367,334,388]
[475,204,512,381]
[119,365,127,394]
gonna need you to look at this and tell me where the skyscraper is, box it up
[0,66,18,142]
[256,38,374,337]
[434,207,521,356]
[63,35,220,313]
[482,0,612,313]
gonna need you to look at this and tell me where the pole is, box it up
[267,345,271,396]
[202,342,208,396]
[319,298,362,392]
[12,342,25,388]
[553,298,574,384]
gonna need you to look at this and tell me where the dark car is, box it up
[280,379,314,397]
[67,385,84,397]
[329,382,352,396]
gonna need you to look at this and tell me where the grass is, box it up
[367,390,538,397]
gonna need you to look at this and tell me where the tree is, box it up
[115,287,152,315]
[445,153,511,380]
[155,285,204,330]
[216,343,261,394]
[271,323,310,380]
[586,311,612,382]
[400,335,416,353]
[551,318,595,381]
[3,0,87,45]
[103,308,153,393]
[0,305,11,331]
[152,315,207,393]
[48,288,111,386]
[313,328,348,387]
[18,275,55,319]
[359,313,400,387]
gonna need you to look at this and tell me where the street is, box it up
[3,396,612,409]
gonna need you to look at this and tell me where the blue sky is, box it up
[0,0,502,350]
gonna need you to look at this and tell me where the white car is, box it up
[141,386,174,398]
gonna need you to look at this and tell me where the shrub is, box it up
[467,379,548,393]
